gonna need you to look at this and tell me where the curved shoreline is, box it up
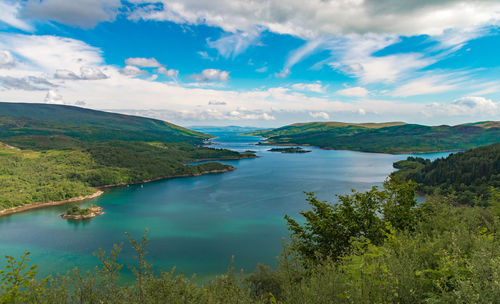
[0,166,236,218]
[0,191,104,217]
[257,141,462,155]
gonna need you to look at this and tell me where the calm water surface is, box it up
[0,130,450,280]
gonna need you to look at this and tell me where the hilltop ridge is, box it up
[249,121,500,153]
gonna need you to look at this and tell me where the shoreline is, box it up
[0,166,236,218]
[257,141,461,155]
[0,191,104,217]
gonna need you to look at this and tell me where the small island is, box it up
[60,205,104,220]
[268,147,311,153]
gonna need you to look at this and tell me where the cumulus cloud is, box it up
[125,57,162,68]
[337,86,369,97]
[21,0,121,29]
[128,0,500,38]
[309,111,330,120]
[80,65,107,80]
[292,82,325,93]
[452,96,498,112]
[157,66,178,78]
[44,90,64,104]
[191,69,230,82]
[422,96,499,117]
[0,50,15,68]
[0,76,54,90]
[119,65,148,76]
[55,66,107,80]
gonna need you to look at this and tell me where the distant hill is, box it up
[0,102,253,211]
[0,103,208,146]
[392,143,500,205]
[249,121,500,153]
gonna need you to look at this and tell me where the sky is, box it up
[0,0,499,127]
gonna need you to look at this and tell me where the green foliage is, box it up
[393,143,500,205]
[65,205,91,216]
[2,176,499,303]
[0,103,253,210]
[284,180,417,262]
[250,121,500,153]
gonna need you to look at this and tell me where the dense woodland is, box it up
[251,121,500,153]
[1,179,499,303]
[392,143,500,205]
[0,103,253,210]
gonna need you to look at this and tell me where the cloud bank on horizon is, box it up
[0,0,499,127]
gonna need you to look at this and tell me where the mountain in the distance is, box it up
[249,121,500,153]
[0,102,209,145]
[0,102,254,211]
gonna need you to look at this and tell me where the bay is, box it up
[0,129,450,280]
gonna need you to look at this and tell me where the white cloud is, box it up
[292,82,325,93]
[0,75,54,90]
[309,111,329,120]
[422,96,499,117]
[207,29,261,58]
[80,65,107,80]
[157,66,178,78]
[275,68,290,78]
[119,65,148,76]
[191,69,230,82]
[0,50,15,68]
[0,32,498,126]
[285,38,324,69]
[44,90,64,104]
[125,57,162,68]
[198,51,213,61]
[255,66,268,73]
[0,33,104,73]
[336,86,369,97]
[128,0,500,38]
[54,66,107,80]
[325,35,435,84]
[0,1,33,31]
[21,0,121,29]
[54,69,79,80]
[392,75,457,97]
[208,100,227,106]
[452,96,498,112]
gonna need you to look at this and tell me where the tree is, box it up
[285,180,418,262]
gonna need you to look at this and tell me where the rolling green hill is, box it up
[0,102,253,211]
[392,143,500,205]
[249,121,500,153]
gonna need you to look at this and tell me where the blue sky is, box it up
[0,0,499,127]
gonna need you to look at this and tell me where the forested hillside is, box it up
[250,121,500,153]
[0,103,253,210]
[392,143,500,205]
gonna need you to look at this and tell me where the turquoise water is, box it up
[0,130,450,280]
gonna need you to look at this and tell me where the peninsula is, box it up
[0,103,255,213]
[249,121,500,153]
